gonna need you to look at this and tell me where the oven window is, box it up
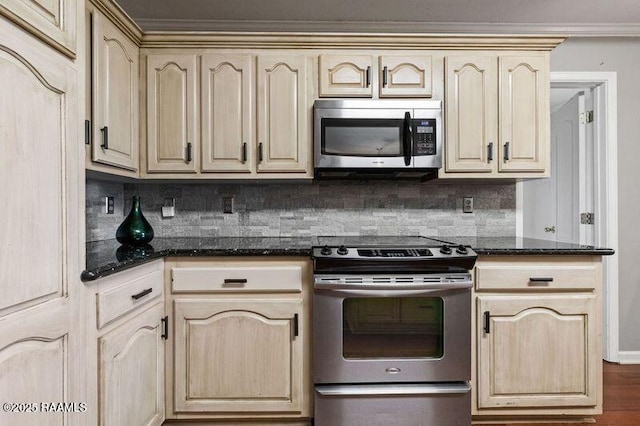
[342,297,443,359]
[321,118,403,157]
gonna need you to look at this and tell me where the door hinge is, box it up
[580,110,594,124]
[161,315,169,340]
[580,212,595,225]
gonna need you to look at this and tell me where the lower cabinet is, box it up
[99,302,165,426]
[173,298,304,413]
[473,256,602,420]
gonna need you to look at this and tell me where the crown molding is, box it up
[90,0,143,44]
[133,19,640,37]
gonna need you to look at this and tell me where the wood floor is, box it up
[482,362,640,425]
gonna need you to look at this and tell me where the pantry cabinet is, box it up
[165,258,312,421]
[443,54,549,177]
[92,10,139,171]
[473,256,602,417]
[319,54,432,98]
[146,54,198,173]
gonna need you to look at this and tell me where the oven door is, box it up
[313,282,471,384]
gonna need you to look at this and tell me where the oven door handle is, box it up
[403,111,412,166]
[314,285,471,297]
[316,383,471,397]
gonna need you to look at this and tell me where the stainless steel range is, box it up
[312,236,477,426]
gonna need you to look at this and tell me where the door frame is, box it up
[516,71,619,362]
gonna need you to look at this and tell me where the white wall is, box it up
[551,38,640,352]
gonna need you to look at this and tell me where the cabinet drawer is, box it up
[172,266,302,293]
[96,269,163,328]
[475,264,597,291]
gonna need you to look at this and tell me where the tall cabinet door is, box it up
[201,54,254,173]
[93,11,139,171]
[445,56,498,173]
[0,18,79,426]
[257,55,308,173]
[499,55,549,173]
[477,295,597,409]
[146,54,198,173]
[173,299,303,413]
[100,303,165,426]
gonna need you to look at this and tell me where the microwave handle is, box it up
[403,111,412,166]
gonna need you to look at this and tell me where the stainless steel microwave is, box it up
[313,99,442,180]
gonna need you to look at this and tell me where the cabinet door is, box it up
[201,54,254,173]
[319,54,373,97]
[93,12,139,171]
[257,55,308,173]
[379,55,432,97]
[499,55,549,173]
[146,54,198,173]
[100,303,165,426]
[445,56,497,173]
[477,295,597,408]
[0,0,77,56]
[173,298,303,413]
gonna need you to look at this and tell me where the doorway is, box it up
[517,72,619,362]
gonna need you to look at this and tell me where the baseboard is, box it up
[618,351,640,364]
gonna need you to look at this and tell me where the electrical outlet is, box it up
[223,196,234,214]
[463,197,473,213]
[104,196,115,214]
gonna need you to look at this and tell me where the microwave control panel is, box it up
[412,119,437,156]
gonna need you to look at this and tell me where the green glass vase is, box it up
[116,196,154,246]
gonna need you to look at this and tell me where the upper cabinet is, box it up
[0,0,77,57]
[92,10,139,172]
[146,54,198,173]
[443,53,550,178]
[319,54,432,98]
[142,51,310,177]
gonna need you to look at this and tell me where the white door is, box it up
[522,92,585,242]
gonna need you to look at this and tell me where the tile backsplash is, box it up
[86,179,516,242]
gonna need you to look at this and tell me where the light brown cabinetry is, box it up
[319,54,432,98]
[146,54,198,173]
[444,54,549,177]
[0,17,81,426]
[93,260,166,426]
[473,256,602,419]
[92,10,139,171]
[165,258,312,421]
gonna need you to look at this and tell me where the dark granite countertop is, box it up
[82,236,614,282]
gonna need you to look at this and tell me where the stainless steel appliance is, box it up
[313,100,442,180]
[312,236,476,426]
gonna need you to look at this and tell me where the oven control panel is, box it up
[357,248,432,257]
[313,245,476,259]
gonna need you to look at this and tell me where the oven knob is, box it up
[456,245,468,255]
[320,246,332,256]
[336,245,349,255]
[440,245,452,255]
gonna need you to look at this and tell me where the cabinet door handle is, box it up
[258,142,264,162]
[101,126,109,149]
[186,142,193,163]
[487,142,494,162]
[382,66,388,87]
[529,277,554,283]
[223,278,247,287]
[85,120,91,145]
[131,287,153,300]
[503,141,510,161]
[483,311,491,334]
[365,66,371,87]
[242,142,247,163]
[293,313,299,338]
[161,315,169,340]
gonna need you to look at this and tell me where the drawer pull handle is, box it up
[223,278,247,287]
[131,288,153,300]
[529,277,554,284]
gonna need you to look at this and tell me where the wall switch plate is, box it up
[223,196,234,214]
[463,197,473,213]
[104,196,114,214]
